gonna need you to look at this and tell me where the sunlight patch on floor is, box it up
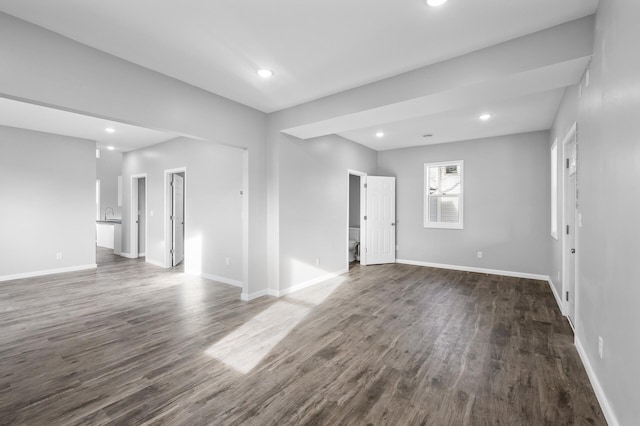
[205,275,346,374]
[205,300,310,373]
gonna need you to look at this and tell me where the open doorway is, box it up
[130,174,147,259]
[347,170,366,268]
[164,168,186,268]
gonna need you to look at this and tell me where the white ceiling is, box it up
[0,0,598,113]
[0,97,178,152]
[339,88,566,151]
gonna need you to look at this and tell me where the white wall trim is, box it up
[575,337,620,426]
[273,268,349,298]
[396,259,548,281]
[547,277,564,314]
[145,258,166,268]
[118,252,138,259]
[130,173,148,265]
[164,167,187,269]
[186,270,242,288]
[241,289,269,301]
[244,268,349,300]
[138,252,146,257]
[346,169,367,269]
[0,264,97,282]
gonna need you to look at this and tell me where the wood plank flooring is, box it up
[0,249,605,425]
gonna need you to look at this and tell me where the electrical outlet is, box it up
[578,213,583,228]
[477,251,483,259]
[315,258,320,266]
[225,257,230,266]
[598,336,604,359]
[56,252,63,260]
[557,271,561,281]
[150,210,154,217]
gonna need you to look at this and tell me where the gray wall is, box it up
[554,1,640,423]
[0,125,96,278]
[0,12,267,297]
[349,174,361,228]
[122,137,243,284]
[378,131,550,276]
[97,149,123,219]
[270,128,378,292]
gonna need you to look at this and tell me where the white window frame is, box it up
[550,139,558,239]
[424,160,464,229]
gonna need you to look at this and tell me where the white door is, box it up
[172,174,185,266]
[566,175,576,324]
[564,136,577,326]
[363,176,396,265]
[131,178,139,257]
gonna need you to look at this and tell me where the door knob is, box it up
[571,248,575,254]
[391,223,395,226]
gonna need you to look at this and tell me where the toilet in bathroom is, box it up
[349,227,360,263]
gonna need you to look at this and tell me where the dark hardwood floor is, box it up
[0,249,605,425]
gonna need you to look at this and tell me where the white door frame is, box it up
[130,174,147,259]
[164,167,187,268]
[561,122,578,322]
[346,169,367,269]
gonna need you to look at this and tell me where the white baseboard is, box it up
[396,259,549,281]
[271,268,349,298]
[138,252,145,257]
[0,264,97,282]
[118,252,138,259]
[186,270,242,288]
[241,289,269,301]
[241,268,349,301]
[575,337,619,426]
[145,258,165,268]
[547,277,564,314]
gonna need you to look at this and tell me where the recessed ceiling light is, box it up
[257,69,273,79]
[479,114,492,121]
[107,146,115,150]
[105,127,115,133]
[376,131,385,138]
[426,0,448,7]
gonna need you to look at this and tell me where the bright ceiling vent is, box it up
[426,0,448,7]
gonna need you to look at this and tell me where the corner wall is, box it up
[552,0,640,423]
[378,131,550,277]
[0,12,268,296]
[277,134,378,293]
[122,137,243,285]
[0,125,96,280]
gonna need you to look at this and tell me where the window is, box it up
[424,160,463,229]
[550,140,558,239]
